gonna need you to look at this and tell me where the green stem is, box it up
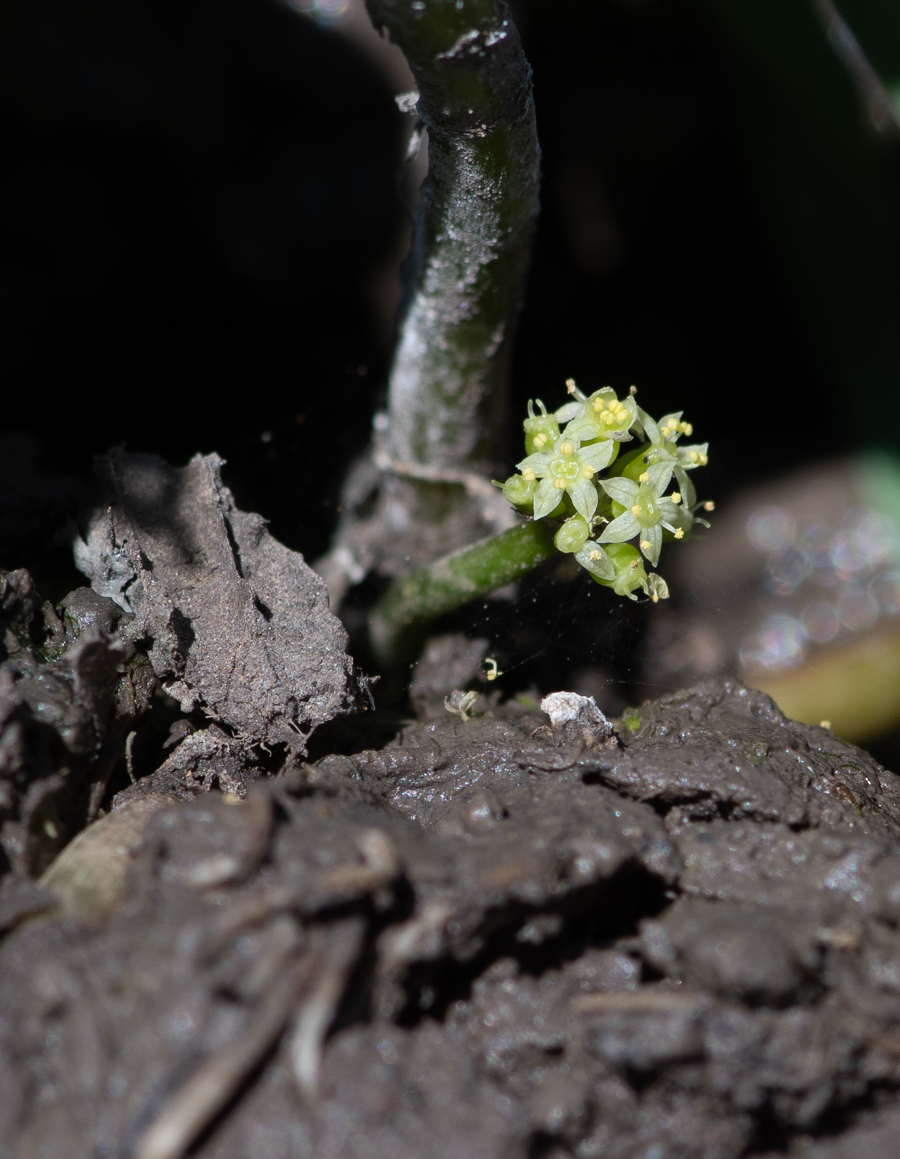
[369,519,555,662]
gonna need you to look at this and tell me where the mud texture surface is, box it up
[0,452,363,895]
[0,567,157,880]
[6,678,900,1158]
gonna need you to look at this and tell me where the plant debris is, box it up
[0,567,156,879]
[75,450,363,752]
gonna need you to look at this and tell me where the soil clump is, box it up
[5,673,900,1157]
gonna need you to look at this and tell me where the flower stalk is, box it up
[369,520,555,662]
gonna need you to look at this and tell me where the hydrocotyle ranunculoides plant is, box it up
[369,380,711,661]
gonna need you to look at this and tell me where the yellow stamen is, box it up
[682,422,693,436]
[533,433,547,448]
[638,471,650,483]
[559,440,575,455]
[703,499,714,511]
[640,540,652,551]
[674,528,684,539]
[631,505,642,516]
[699,453,708,466]
[554,477,567,490]
[689,450,700,463]
[671,492,681,504]
[593,399,604,412]
[582,465,594,479]
[522,468,536,481]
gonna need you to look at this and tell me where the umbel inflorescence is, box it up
[499,380,712,601]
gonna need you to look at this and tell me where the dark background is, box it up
[1,0,897,595]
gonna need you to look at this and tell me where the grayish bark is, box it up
[317,0,539,606]
[366,0,540,472]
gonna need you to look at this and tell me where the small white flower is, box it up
[598,462,678,565]
[518,434,615,521]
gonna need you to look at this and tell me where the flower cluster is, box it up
[499,381,711,600]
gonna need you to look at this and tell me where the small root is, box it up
[290,918,365,1098]
[132,950,318,1159]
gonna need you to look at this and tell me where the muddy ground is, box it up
[4,455,900,1158]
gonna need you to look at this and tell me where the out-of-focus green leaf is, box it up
[691,0,900,450]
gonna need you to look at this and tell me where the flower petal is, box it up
[579,440,616,471]
[636,406,660,444]
[657,412,683,441]
[532,477,561,520]
[569,477,599,522]
[639,524,663,566]
[621,396,639,426]
[648,573,670,601]
[675,467,696,508]
[599,477,639,506]
[599,512,641,542]
[646,462,674,494]
[563,417,601,442]
[575,541,616,582]
[516,452,553,475]
[555,401,583,423]
[676,442,709,469]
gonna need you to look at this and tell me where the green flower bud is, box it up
[523,399,560,455]
[554,515,592,553]
[604,542,652,600]
[502,474,537,510]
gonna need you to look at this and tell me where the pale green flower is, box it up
[518,433,615,522]
[598,461,682,566]
[633,406,708,506]
[576,541,669,601]
[672,443,709,507]
[560,388,638,443]
[522,398,560,455]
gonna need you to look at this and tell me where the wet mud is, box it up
[5,675,900,1157]
[5,457,900,1158]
